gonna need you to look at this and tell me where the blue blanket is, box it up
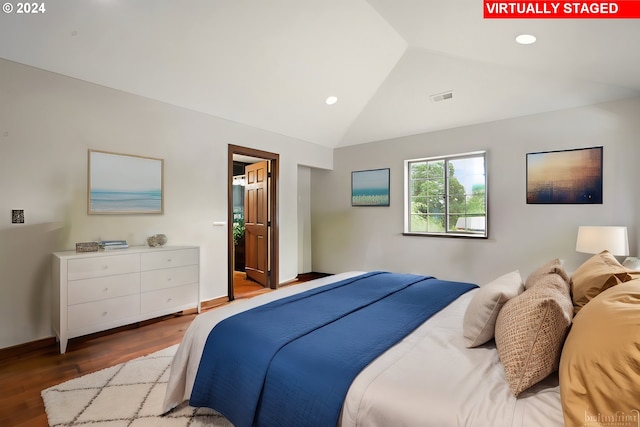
[190,272,477,427]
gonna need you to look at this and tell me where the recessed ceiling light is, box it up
[325,96,338,105]
[515,34,536,45]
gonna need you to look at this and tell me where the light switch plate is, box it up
[11,209,24,224]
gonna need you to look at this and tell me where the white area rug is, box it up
[41,345,233,426]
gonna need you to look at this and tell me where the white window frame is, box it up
[403,150,488,238]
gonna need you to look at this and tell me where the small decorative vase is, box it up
[155,234,168,246]
[147,234,168,247]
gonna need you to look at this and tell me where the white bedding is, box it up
[163,271,564,427]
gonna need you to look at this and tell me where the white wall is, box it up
[0,59,332,349]
[311,97,640,284]
[297,166,312,273]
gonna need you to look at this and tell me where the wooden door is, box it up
[244,161,269,286]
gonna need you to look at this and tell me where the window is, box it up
[404,151,487,238]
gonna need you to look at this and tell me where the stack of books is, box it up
[99,240,129,250]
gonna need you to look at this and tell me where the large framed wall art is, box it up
[88,150,164,214]
[526,146,602,204]
[351,168,390,207]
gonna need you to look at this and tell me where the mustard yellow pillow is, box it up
[495,274,573,396]
[560,279,640,427]
[571,250,632,314]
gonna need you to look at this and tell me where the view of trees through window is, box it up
[406,152,487,237]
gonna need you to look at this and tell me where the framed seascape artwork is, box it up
[526,146,603,204]
[88,150,164,214]
[352,168,390,207]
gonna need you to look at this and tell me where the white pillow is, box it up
[463,270,524,347]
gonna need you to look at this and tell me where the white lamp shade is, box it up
[576,226,629,256]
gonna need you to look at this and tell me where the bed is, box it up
[162,255,640,427]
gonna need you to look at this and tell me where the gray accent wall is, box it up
[311,97,640,284]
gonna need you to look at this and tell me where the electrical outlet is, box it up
[11,209,24,224]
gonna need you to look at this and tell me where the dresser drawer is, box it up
[140,248,198,271]
[53,246,200,353]
[68,273,140,305]
[68,294,140,331]
[67,254,140,281]
[140,283,198,314]
[140,265,198,292]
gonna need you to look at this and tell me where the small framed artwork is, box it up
[352,168,390,207]
[88,150,164,214]
[526,146,602,204]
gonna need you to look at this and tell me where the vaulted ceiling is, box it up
[1,1,639,148]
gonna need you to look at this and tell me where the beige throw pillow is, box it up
[524,258,569,290]
[495,273,573,396]
[571,250,632,314]
[463,270,524,348]
[527,268,571,297]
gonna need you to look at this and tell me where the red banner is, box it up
[484,1,640,18]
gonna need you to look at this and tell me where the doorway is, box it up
[228,144,279,301]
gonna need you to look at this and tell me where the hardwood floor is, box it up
[233,271,330,299]
[0,272,328,427]
[234,270,271,298]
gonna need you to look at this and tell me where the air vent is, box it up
[430,90,454,103]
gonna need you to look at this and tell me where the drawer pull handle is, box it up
[167,258,172,262]
[167,277,172,281]
[102,311,108,316]
[166,298,172,303]
[103,288,109,292]
[102,265,109,270]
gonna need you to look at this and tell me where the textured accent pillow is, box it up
[571,250,632,314]
[463,270,524,348]
[560,279,640,427]
[494,274,573,396]
[526,269,571,297]
[524,258,570,290]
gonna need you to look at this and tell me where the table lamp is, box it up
[575,226,629,256]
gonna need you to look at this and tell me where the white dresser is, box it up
[52,246,200,353]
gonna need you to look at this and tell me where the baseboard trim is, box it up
[279,272,331,287]
[0,306,214,360]
[279,277,298,286]
[0,336,57,361]
[200,296,229,311]
[1,282,325,359]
